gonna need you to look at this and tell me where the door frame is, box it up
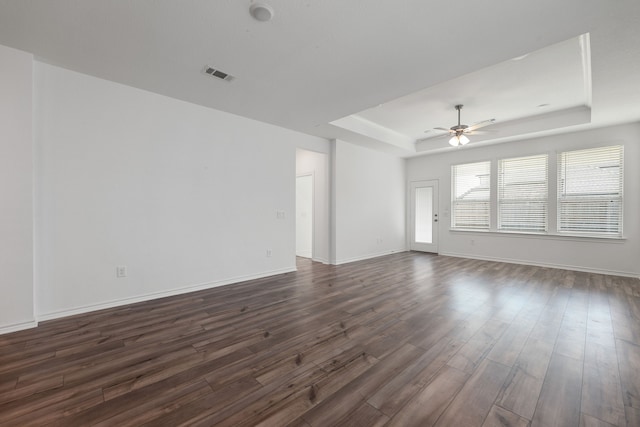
[296,172,314,259]
[409,179,439,254]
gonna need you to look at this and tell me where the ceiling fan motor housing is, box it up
[451,124,468,132]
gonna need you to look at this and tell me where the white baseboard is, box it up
[0,319,38,335]
[439,251,640,278]
[334,248,408,265]
[37,267,297,322]
[20,252,638,332]
[296,251,312,258]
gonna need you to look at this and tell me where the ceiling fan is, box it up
[433,104,496,147]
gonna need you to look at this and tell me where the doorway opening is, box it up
[295,148,329,265]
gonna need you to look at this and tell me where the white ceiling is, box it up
[352,35,590,136]
[331,34,594,154]
[0,1,639,157]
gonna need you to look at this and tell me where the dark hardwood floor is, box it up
[1,252,639,426]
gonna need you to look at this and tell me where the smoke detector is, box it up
[250,3,274,22]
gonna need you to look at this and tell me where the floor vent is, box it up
[203,66,234,82]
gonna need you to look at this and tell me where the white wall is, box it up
[33,62,328,320]
[333,140,406,264]
[296,148,330,263]
[407,123,640,277]
[0,45,35,333]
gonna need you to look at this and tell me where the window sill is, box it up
[448,228,626,243]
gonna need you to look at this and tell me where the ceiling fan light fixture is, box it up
[449,133,470,147]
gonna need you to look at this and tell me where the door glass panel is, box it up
[415,187,433,243]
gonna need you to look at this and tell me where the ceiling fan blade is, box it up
[467,119,496,132]
[466,129,498,135]
[432,127,451,132]
[420,132,451,140]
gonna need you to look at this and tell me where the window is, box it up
[498,154,548,232]
[452,161,490,230]
[558,145,623,236]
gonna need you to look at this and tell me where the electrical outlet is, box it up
[116,265,127,278]
[266,249,272,257]
[276,210,286,219]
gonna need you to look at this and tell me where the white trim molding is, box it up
[0,319,38,335]
[36,267,296,323]
[440,251,640,279]
[333,248,408,265]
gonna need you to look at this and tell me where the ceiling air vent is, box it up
[203,66,234,82]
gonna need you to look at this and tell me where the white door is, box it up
[410,180,439,253]
[296,174,313,258]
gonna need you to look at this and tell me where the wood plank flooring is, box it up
[0,252,639,426]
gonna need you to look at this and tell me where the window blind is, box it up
[558,145,623,236]
[452,161,490,229]
[498,154,548,232]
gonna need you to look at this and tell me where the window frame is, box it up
[497,154,548,233]
[451,160,491,231]
[557,145,624,237]
[449,145,624,239]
